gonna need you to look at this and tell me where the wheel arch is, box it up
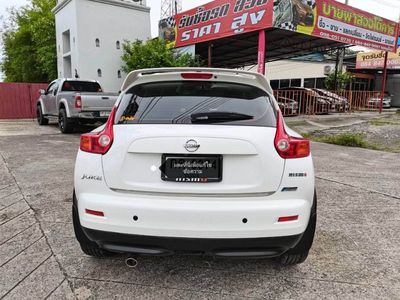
[58,99,71,117]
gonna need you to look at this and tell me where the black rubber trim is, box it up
[82,227,303,257]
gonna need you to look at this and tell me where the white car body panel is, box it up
[74,68,315,244]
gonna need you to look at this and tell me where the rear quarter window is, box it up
[115,81,276,127]
[61,81,102,92]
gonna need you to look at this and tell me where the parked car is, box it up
[276,96,299,116]
[313,89,349,112]
[367,92,392,109]
[37,79,118,133]
[277,87,329,114]
[73,68,317,266]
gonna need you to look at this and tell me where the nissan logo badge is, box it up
[184,139,200,152]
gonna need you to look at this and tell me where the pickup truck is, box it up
[36,79,118,133]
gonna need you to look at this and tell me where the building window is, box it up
[304,78,316,88]
[316,77,325,89]
[117,70,121,78]
[116,41,120,49]
[290,78,301,87]
[95,38,100,47]
[279,79,290,88]
[270,80,279,90]
[97,69,102,77]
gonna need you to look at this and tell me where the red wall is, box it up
[0,83,48,119]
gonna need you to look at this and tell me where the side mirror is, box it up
[39,89,46,95]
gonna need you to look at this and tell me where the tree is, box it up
[324,71,353,91]
[121,38,203,72]
[1,0,57,82]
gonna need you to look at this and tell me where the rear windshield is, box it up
[115,81,276,127]
[61,81,102,92]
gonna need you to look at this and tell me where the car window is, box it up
[46,82,56,95]
[61,81,102,92]
[116,81,276,127]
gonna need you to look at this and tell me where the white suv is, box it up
[73,68,316,266]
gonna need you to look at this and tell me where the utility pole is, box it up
[337,0,349,74]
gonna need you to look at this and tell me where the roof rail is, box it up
[120,68,271,94]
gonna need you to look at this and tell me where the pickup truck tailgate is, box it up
[80,92,118,111]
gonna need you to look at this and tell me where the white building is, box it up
[53,0,151,92]
[247,59,339,90]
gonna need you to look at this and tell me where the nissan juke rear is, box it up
[73,68,316,265]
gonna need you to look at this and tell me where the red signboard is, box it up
[159,0,274,48]
[273,0,399,52]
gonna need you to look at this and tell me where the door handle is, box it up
[102,96,109,100]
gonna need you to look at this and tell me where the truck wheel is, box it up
[72,193,114,258]
[59,108,73,133]
[276,190,317,266]
[37,105,49,125]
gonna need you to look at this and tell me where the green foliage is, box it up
[121,38,203,72]
[1,0,57,82]
[324,71,353,91]
[312,133,375,149]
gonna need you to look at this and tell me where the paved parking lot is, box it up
[0,120,400,299]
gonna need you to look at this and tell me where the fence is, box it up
[273,89,383,117]
[0,82,387,119]
[0,83,48,119]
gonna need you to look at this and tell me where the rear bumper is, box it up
[83,227,303,257]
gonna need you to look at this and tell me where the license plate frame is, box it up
[161,154,222,183]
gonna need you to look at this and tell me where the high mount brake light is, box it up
[181,73,213,79]
[274,110,310,159]
[80,106,116,154]
[75,95,82,108]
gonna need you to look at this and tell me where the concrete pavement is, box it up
[0,120,399,299]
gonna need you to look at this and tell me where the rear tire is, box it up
[72,193,114,258]
[59,108,73,133]
[37,105,49,125]
[277,190,317,266]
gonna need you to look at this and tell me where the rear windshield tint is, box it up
[61,81,102,92]
[115,81,276,127]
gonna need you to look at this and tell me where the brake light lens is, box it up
[75,95,82,108]
[274,110,310,159]
[181,72,213,79]
[80,106,116,154]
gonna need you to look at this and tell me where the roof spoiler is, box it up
[120,68,272,94]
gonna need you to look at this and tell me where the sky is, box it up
[0,0,399,79]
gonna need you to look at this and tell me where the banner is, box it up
[356,50,400,69]
[159,0,274,48]
[273,0,399,52]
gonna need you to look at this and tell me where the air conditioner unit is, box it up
[324,66,332,75]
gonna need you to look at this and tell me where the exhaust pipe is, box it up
[125,257,138,268]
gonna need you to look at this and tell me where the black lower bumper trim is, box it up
[82,227,302,258]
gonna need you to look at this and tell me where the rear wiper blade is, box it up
[191,112,253,123]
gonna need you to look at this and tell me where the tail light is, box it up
[181,73,213,79]
[75,95,82,108]
[274,110,310,159]
[80,106,116,154]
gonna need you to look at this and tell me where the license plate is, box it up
[100,111,110,117]
[161,154,222,183]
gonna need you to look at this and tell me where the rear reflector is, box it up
[278,215,299,222]
[181,73,213,79]
[85,209,104,217]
